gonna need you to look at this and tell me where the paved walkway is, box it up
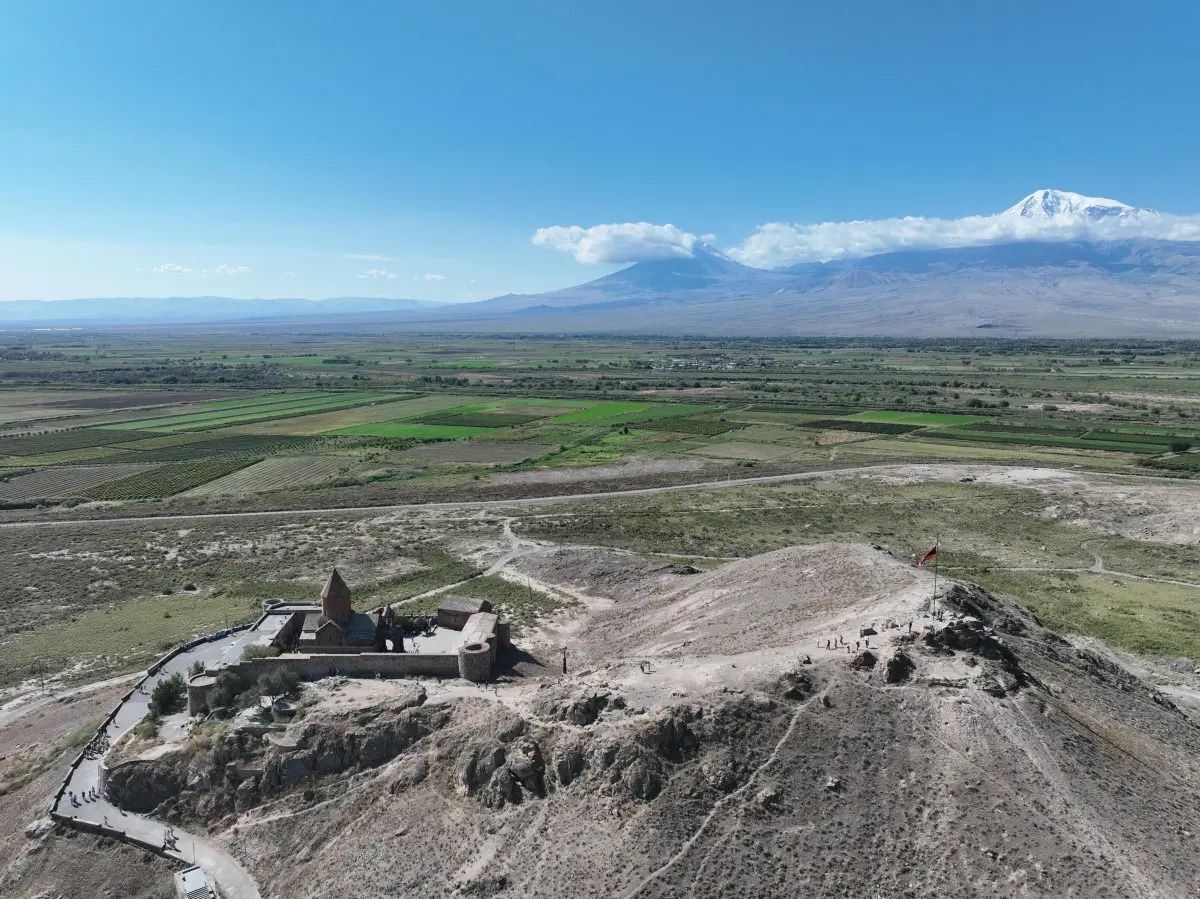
[52,611,299,899]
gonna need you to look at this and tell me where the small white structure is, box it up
[175,865,215,899]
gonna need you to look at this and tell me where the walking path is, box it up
[51,611,299,899]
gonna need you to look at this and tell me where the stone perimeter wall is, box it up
[226,651,462,682]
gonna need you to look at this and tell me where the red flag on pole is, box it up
[917,545,938,567]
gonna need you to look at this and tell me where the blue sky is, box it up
[1,1,1197,301]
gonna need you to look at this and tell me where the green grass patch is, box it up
[414,411,546,428]
[452,574,575,633]
[847,410,986,426]
[930,429,1163,454]
[332,421,493,440]
[1082,429,1194,447]
[962,422,1088,437]
[1141,453,1200,473]
[0,592,265,687]
[359,545,483,608]
[966,569,1200,659]
[794,419,919,435]
[636,417,740,436]
[551,401,706,426]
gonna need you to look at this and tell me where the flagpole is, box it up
[932,534,940,613]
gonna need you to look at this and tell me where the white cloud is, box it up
[418,272,446,281]
[728,208,1200,268]
[343,252,395,262]
[356,268,398,280]
[152,262,252,276]
[532,222,701,264]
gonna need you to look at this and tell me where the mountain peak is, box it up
[1003,188,1139,221]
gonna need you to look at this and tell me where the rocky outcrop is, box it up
[884,651,915,684]
[535,689,626,726]
[261,702,450,793]
[849,650,878,671]
[105,760,188,814]
[778,670,813,700]
[921,597,1040,697]
[107,686,446,820]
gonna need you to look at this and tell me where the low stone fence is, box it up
[48,619,257,823]
[46,807,184,869]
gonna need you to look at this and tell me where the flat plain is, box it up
[0,332,1199,689]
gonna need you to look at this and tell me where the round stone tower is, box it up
[186,672,216,715]
[457,641,492,683]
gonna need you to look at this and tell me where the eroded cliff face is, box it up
[106,678,740,823]
[106,685,445,820]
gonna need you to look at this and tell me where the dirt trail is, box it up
[3,461,1197,532]
[620,691,825,899]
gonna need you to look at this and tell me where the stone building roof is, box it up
[344,611,378,645]
[438,596,491,615]
[322,568,352,603]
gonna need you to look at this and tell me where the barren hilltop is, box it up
[78,541,1200,899]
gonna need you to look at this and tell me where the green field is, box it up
[794,418,918,435]
[847,410,987,426]
[7,331,1200,695]
[414,411,547,428]
[552,401,704,425]
[333,421,493,439]
[931,429,1165,454]
[102,392,397,432]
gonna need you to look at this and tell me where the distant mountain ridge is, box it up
[0,295,440,325]
[5,190,1200,336]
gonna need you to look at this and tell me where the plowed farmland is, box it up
[0,463,161,501]
[81,458,260,499]
[184,455,358,495]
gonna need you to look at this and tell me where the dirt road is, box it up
[0,462,1192,531]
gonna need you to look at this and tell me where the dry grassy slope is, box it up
[0,683,177,899]
[148,545,1200,898]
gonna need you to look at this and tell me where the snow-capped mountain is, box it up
[1002,188,1144,222]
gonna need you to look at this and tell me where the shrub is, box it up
[241,644,281,661]
[259,669,298,708]
[149,673,185,716]
[66,720,101,748]
[207,671,246,710]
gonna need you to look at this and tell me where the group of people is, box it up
[66,786,101,807]
[81,730,110,760]
[822,634,873,652]
[820,619,918,654]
